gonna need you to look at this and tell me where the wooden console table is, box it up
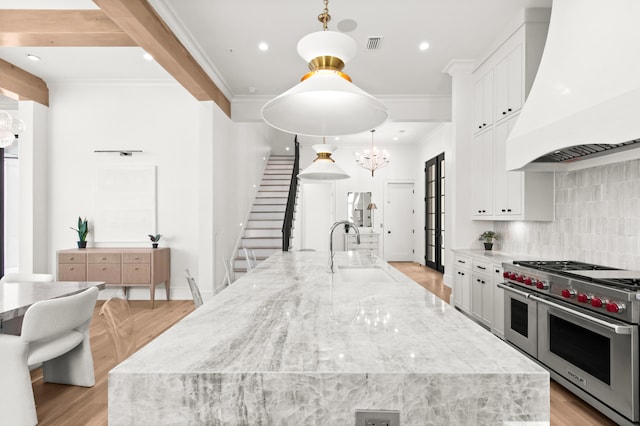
[57,248,170,308]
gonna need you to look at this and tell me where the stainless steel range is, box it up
[499,260,640,426]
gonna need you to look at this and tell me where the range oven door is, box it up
[532,294,639,422]
[498,283,537,358]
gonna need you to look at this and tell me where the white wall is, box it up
[44,82,270,300]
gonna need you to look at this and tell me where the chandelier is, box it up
[0,110,24,148]
[261,0,389,137]
[354,130,390,177]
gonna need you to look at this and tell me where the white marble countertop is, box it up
[109,251,549,425]
[453,248,540,264]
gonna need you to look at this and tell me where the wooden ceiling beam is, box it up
[0,58,49,106]
[0,10,135,46]
[93,0,231,116]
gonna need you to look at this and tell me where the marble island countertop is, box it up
[109,251,549,425]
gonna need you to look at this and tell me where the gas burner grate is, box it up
[513,260,620,272]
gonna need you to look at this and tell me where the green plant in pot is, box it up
[148,234,162,248]
[71,217,89,249]
[479,231,499,250]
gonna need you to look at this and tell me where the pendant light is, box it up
[261,0,389,137]
[298,139,350,180]
[0,110,24,148]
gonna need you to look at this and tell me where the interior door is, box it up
[425,153,445,272]
[384,182,414,261]
[301,182,335,251]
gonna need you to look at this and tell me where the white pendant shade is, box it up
[262,72,389,137]
[298,143,350,180]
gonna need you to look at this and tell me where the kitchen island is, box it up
[108,251,549,425]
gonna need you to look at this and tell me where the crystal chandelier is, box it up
[261,0,389,137]
[0,110,24,148]
[354,130,390,177]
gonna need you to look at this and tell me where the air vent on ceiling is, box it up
[366,36,383,50]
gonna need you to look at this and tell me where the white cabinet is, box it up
[345,233,380,256]
[471,128,494,217]
[453,254,472,313]
[473,70,494,134]
[471,259,493,326]
[493,115,554,221]
[494,45,523,122]
[492,264,505,339]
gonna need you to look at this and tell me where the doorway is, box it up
[300,182,335,250]
[384,181,415,261]
[425,153,445,273]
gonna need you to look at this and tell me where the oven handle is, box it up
[529,294,634,335]
[497,282,532,299]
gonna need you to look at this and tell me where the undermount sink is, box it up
[337,265,396,283]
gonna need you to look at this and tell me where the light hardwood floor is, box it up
[389,261,618,426]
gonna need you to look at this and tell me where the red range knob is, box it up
[591,297,605,308]
[517,275,525,283]
[503,271,510,278]
[536,281,549,290]
[606,302,625,313]
[577,293,591,303]
[509,273,517,280]
[561,289,576,298]
[524,278,532,285]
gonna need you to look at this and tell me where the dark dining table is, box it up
[0,280,106,323]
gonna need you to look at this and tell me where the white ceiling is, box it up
[0,0,553,144]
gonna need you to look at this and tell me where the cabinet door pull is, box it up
[101,257,107,260]
[101,267,107,271]
[134,256,139,260]
[69,257,75,261]
[69,267,74,271]
[477,266,486,270]
[134,267,139,271]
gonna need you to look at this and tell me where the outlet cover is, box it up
[355,409,400,426]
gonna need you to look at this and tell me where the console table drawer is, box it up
[58,264,87,281]
[88,253,121,264]
[58,252,86,264]
[88,264,122,284]
[123,253,151,264]
[123,264,151,284]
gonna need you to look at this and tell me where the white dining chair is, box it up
[222,257,235,287]
[0,272,54,283]
[0,286,99,425]
[243,247,257,272]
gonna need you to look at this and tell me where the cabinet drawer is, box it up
[88,264,122,284]
[88,253,121,264]
[123,253,151,264]
[454,254,472,270]
[473,259,492,275]
[58,264,87,281]
[58,252,86,264]
[122,264,151,284]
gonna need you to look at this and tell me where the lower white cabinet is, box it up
[345,233,380,256]
[471,259,493,326]
[453,254,472,313]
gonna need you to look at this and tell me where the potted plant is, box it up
[479,231,499,250]
[71,217,89,248]
[148,234,162,248]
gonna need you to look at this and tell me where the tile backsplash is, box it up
[495,159,640,270]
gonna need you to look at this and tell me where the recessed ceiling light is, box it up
[258,42,269,51]
[393,137,399,141]
[419,41,430,51]
[285,147,290,151]
[334,137,340,141]
[143,52,154,61]
[27,54,40,62]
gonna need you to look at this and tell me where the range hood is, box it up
[506,0,640,171]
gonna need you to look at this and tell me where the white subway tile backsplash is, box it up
[496,159,640,270]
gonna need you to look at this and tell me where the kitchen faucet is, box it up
[329,220,360,273]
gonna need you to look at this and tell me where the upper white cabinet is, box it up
[494,45,523,122]
[473,70,494,134]
[470,15,553,221]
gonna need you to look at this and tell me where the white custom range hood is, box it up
[506,0,640,171]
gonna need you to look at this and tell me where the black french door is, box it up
[425,153,445,273]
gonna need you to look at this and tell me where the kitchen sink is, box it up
[337,265,397,283]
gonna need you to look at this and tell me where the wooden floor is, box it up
[389,261,618,426]
[31,300,195,426]
[30,266,617,425]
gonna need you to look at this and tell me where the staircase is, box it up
[233,155,296,277]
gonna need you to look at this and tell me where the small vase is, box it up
[77,241,87,249]
[152,243,158,249]
[484,242,493,250]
